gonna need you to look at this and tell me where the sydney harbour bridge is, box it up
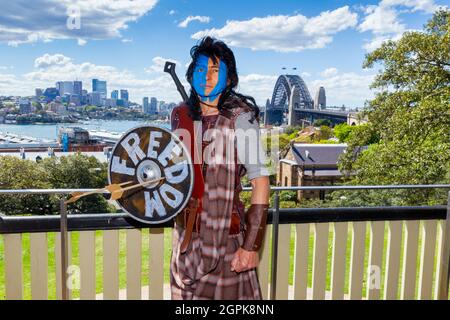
[263,74,349,127]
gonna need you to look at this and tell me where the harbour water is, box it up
[0,119,170,141]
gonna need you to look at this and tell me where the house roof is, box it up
[291,143,348,166]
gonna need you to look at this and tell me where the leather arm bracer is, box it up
[242,204,269,251]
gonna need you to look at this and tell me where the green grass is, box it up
[0,229,173,300]
[282,221,444,299]
[0,222,448,299]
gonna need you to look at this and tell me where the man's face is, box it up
[205,56,219,96]
[192,54,227,102]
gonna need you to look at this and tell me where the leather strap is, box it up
[180,198,199,253]
[172,105,204,254]
[242,204,269,251]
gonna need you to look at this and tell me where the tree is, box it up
[315,125,332,141]
[313,119,332,127]
[84,105,97,112]
[333,123,354,142]
[41,153,115,214]
[0,156,55,215]
[0,153,117,215]
[284,125,302,135]
[336,10,450,206]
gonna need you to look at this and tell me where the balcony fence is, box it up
[0,184,449,300]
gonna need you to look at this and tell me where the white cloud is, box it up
[362,33,405,51]
[308,71,376,107]
[144,56,181,74]
[237,74,278,106]
[358,0,443,51]
[169,10,176,15]
[218,70,376,108]
[34,54,72,69]
[358,4,405,35]
[0,56,377,109]
[236,70,375,108]
[0,72,23,95]
[191,6,358,52]
[121,38,133,43]
[301,72,311,78]
[0,0,158,46]
[178,15,211,28]
[320,67,339,78]
[77,38,87,46]
[0,53,188,103]
[381,0,442,13]
[0,40,381,109]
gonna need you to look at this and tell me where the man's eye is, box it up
[196,68,204,72]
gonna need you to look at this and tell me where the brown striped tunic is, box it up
[170,100,263,300]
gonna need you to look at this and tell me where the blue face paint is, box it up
[192,54,227,102]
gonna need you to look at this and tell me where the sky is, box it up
[0,0,447,108]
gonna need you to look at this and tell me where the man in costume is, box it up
[170,36,270,300]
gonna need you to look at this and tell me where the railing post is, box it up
[270,191,280,300]
[60,199,69,300]
[438,191,450,300]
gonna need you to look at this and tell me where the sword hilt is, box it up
[164,61,189,102]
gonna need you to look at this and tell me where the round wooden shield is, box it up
[108,125,193,224]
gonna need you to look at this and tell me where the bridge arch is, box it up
[265,75,313,125]
[271,75,313,110]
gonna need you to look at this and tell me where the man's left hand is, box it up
[230,247,259,273]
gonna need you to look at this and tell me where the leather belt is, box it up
[175,202,241,250]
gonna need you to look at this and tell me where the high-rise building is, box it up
[143,97,150,114]
[19,98,32,114]
[102,99,116,108]
[70,94,81,106]
[81,90,88,105]
[92,79,107,98]
[111,90,119,100]
[35,88,43,98]
[98,81,107,98]
[120,89,129,101]
[150,97,157,114]
[43,87,59,102]
[56,81,74,95]
[73,81,82,96]
[88,92,101,106]
[158,100,165,113]
[92,79,98,91]
[314,86,326,110]
[55,82,63,95]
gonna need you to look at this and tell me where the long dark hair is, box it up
[186,36,260,122]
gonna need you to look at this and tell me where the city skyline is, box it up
[33,79,136,107]
[30,78,175,106]
[0,0,447,107]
